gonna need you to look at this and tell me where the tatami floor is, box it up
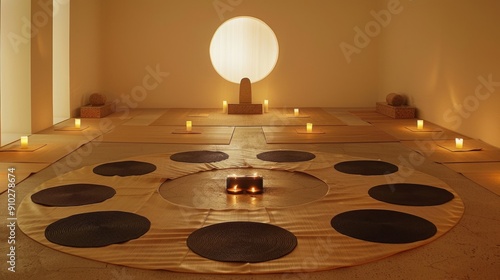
[1,108,499,280]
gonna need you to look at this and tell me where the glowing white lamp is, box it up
[264,100,269,113]
[222,101,228,113]
[209,16,279,84]
[75,118,81,129]
[20,136,29,148]
[455,138,463,149]
[417,120,424,130]
[186,121,192,132]
[294,108,299,117]
[306,123,313,133]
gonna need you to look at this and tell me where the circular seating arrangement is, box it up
[17,150,464,274]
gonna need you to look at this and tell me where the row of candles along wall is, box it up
[16,118,465,149]
[416,120,464,149]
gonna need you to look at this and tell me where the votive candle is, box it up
[222,100,228,113]
[264,100,269,113]
[227,184,243,194]
[247,186,260,194]
[417,120,424,130]
[20,136,28,148]
[306,123,313,133]
[294,108,299,117]
[455,138,463,149]
[186,121,192,132]
[75,118,81,129]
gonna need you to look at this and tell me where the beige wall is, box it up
[67,0,499,147]
[99,0,380,109]
[69,0,103,116]
[31,0,53,133]
[53,0,70,124]
[379,0,500,147]
[0,0,32,145]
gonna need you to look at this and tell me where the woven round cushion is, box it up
[31,184,116,207]
[187,222,297,263]
[45,211,151,248]
[334,160,399,176]
[386,93,406,106]
[170,151,229,163]
[93,161,157,177]
[89,93,107,106]
[257,150,316,162]
[331,209,437,244]
[369,183,455,206]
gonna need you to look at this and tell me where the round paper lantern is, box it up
[210,16,279,84]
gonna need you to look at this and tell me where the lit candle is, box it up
[222,100,228,113]
[263,100,269,113]
[227,184,243,194]
[75,118,81,129]
[417,120,424,130]
[294,108,299,117]
[186,121,192,132]
[20,136,29,148]
[455,138,463,149]
[247,186,261,194]
[306,123,313,133]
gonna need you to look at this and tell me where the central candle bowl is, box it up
[226,175,264,194]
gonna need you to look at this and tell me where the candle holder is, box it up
[294,108,299,117]
[263,100,269,113]
[455,138,463,149]
[226,175,264,194]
